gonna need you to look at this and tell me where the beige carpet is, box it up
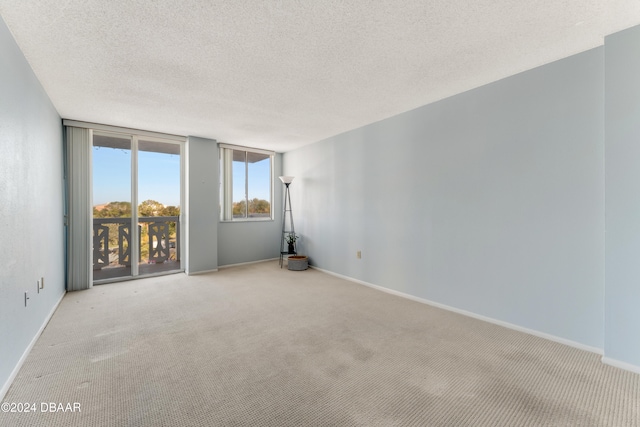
[1,261,638,426]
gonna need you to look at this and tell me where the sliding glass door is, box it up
[92,133,133,281]
[137,139,181,275]
[92,132,182,283]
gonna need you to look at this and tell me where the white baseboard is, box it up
[602,357,640,375]
[1,291,66,402]
[311,266,603,356]
[218,258,279,269]
[186,268,219,275]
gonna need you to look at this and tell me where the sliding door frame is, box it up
[65,120,186,284]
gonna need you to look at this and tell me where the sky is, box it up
[233,157,271,203]
[93,146,181,207]
[93,146,271,208]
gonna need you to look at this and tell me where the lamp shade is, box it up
[279,176,294,184]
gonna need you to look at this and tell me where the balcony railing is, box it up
[93,216,180,279]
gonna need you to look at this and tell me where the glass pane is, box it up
[247,152,271,218]
[92,133,132,281]
[232,150,247,218]
[137,140,181,275]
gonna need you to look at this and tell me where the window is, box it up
[219,144,274,221]
[92,130,183,282]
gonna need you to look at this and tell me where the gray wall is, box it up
[217,153,283,266]
[604,25,640,368]
[186,136,219,274]
[284,47,606,350]
[0,17,65,396]
[186,142,282,271]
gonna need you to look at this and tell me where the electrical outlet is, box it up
[357,250,362,259]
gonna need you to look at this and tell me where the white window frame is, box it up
[219,143,274,222]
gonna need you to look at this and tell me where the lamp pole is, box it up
[279,176,295,267]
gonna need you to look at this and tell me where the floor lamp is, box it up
[279,176,295,267]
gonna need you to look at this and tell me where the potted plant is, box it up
[285,233,298,254]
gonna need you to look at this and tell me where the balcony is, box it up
[93,216,181,282]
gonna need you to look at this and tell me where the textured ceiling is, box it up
[1,1,640,152]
